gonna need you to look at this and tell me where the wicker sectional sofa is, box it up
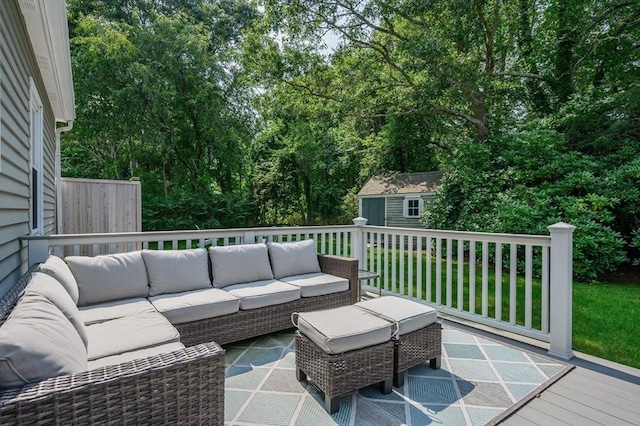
[0,240,358,425]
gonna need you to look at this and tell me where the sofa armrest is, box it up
[0,342,225,425]
[317,254,358,304]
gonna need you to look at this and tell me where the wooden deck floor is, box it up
[501,352,640,426]
[443,319,640,426]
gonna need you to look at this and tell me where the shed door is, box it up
[362,198,385,226]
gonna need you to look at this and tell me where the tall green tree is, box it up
[64,0,259,229]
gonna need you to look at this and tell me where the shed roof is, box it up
[358,171,443,196]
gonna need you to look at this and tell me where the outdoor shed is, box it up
[357,171,443,228]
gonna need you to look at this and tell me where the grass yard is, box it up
[573,280,640,368]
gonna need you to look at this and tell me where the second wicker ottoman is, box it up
[294,305,395,413]
[356,296,442,387]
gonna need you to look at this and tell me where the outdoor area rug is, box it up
[223,326,572,426]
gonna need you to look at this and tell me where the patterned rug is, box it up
[223,327,571,425]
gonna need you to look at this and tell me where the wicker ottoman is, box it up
[356,296,442,387]
[294,306,395,413]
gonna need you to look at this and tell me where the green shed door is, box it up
[362,198,385,226]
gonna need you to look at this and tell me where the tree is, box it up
[64,0,260,229]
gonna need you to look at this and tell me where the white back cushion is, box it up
[27,272,89,348]
[142,249,211,296]
[66,251,149,306]
[37,255,80,304]
[0,293,87,388]
[209,244,274,288]
[268,239,321,279]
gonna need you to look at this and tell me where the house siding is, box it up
[0,0,58,296]
[386,194,435,228]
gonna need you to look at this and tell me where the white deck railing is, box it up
[23,220,574,359]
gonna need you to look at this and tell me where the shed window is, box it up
[29,78,44,234]
[403,196,424,218]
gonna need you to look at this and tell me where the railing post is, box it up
[27,238,49,266]
[547,222,576,360]
[243,230,256,244]
[352,217,368,269]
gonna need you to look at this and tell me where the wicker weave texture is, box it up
[295,331,394,399]
[396,322,442,373]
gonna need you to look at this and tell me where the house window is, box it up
[403,196,424,218]
[29,78,44,234]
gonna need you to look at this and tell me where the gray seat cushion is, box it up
[355,296,438,336]
[0,293,87,388]
[88,342,186,370]
[224,280,301,310]
[280,272,348,297]
[209,244,274,288]
[66,251,149,306]
[37,255,80,304]
[297,305,393,354]
[268,239,321,279]
[85,312,180,360]
[142,249,211,296]
[27,272,89,348]
[79,298,157,325]
[149,288,240,324]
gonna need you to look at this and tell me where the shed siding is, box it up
[0,0,58,296]
[385,194,435,229]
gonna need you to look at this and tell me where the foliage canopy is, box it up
[63,0,639,279]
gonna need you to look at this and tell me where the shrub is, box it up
[425,129,629,279]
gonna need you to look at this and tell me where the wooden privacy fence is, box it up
[60,178,142,254]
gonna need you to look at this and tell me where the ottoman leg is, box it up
[325,394,340,414]
[296,368,307,382]
[430,356,441,370]
[380,378,393,394]
[393,371,405,388]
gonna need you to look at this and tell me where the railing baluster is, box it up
[384,234,389,292]
[542,246,550,333]
[426,237,432,302]
[446,238,452,307]
[336,232,342,256]
[321,232,326,254]
[172,240,178,250]
[399,235,405,295]
[391,234,397,293]
[495,243,502,321]
[436,237,442,305]
[457,239,464,310]
[510,244,517,324]
[482,241,489,317]
[408,236,414,298]
[342,231,348,257]
[369,231,374,272]
[416,236,422,300]
[376,232,382,277]
[469,242,476,314]
[525,244,533,329]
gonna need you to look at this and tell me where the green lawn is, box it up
[573,280,640,368]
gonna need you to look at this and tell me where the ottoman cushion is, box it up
[297,305,393,354]
[355,296,437,336]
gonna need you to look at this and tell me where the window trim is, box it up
[29,77,44,235]
[403,195,424,219]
